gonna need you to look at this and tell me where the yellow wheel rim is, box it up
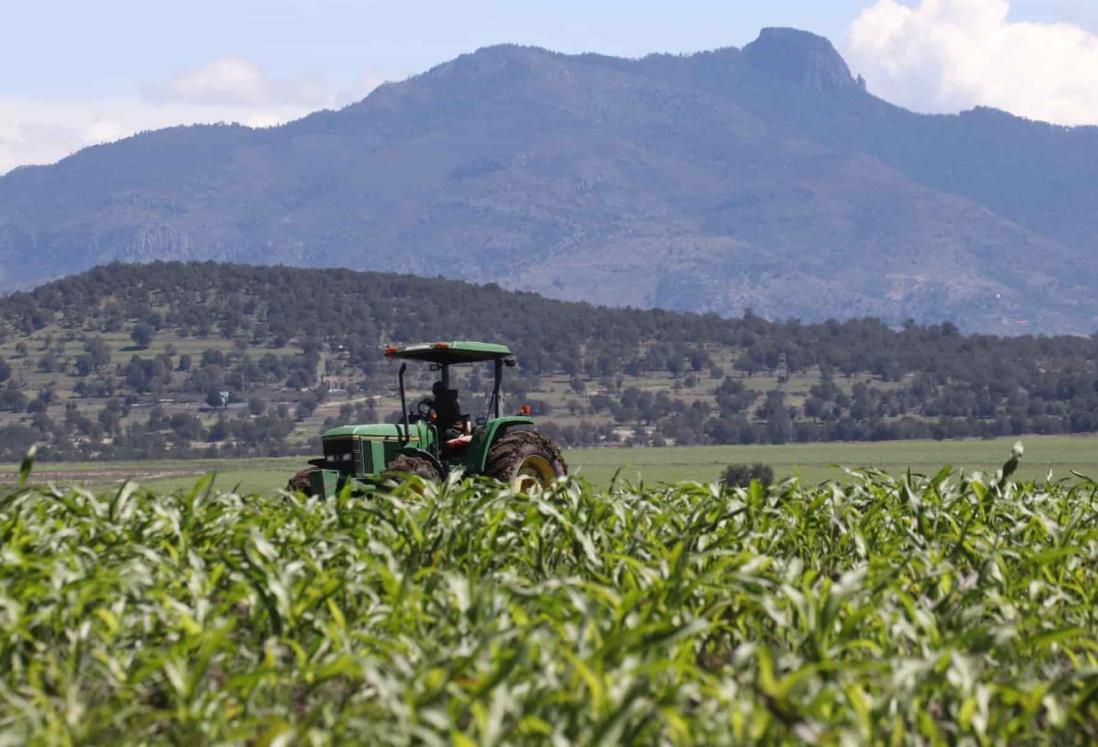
[512,455,555,492]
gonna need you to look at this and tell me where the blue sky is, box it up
[2,1,876,95]
[1,1,1072,93]
[1,1,1094,173]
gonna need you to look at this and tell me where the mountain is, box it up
[2,28,1098,333]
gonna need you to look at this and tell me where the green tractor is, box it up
[288,341,567,496]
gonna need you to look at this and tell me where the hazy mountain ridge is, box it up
[2,28,1097,333]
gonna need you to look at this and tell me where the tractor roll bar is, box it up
[491,358,503,419]
[398,363,409,443]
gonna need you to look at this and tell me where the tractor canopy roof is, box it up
[384,340,513,365]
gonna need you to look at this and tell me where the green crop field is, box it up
[6,435,1098,494]
[3,448,1098,743]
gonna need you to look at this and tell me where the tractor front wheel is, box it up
[485,431,567,491]
[287,468,314,494]
[383,454,443,489]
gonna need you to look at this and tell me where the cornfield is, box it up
[2,448,1097,744]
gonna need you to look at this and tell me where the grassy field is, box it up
[6,434,1098,492]
[569,434,1098,486]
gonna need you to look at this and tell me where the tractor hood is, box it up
[322,423,420,441]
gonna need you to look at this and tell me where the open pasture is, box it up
[568,435,1098,486]
[5,435,1098,493]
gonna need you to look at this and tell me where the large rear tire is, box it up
[484,431,567,491]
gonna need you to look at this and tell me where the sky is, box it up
[2,0,1095,175]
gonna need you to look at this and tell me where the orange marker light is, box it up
[384,346,398,357]
[434,342,450,349]
[519,404,532,416]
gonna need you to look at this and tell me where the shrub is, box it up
[721,462,774,488]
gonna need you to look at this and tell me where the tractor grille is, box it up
[322,438,355,474]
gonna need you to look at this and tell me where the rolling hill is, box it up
[2,28,1098,333]
[1,261,1097,462]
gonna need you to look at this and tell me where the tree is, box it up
[0,357,10,383]
[97,407,121,435]
[169,413,205,441]
[74,355,95,377]
[84,337,111,370]
[124,357,170,392]
[758,390,793,444]
[295,395,318,420]
[207,416,229,442]
[0,424,38,457]
[0,387,26,412]
[130,323,154,349]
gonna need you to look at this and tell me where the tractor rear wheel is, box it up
[383,454,443,488]
[484,431,567,491]
[287,468,313,494]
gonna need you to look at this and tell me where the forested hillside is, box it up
[3,28,1098,332]
[0,261,1097,461]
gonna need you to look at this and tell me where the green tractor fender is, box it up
[391,419,444,476]
[464,416,535,473]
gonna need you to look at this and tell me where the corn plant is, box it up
[1,447,1097,744]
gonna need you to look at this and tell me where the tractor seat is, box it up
[445,434,473,449]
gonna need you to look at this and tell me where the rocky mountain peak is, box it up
[742,27,858,92]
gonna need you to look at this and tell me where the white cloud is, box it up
[0,59,388,176]
[141,57,332,107]
[0,97,313,176]
[846,0,1098,126]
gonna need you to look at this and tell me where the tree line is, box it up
[0,261,1096,458]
